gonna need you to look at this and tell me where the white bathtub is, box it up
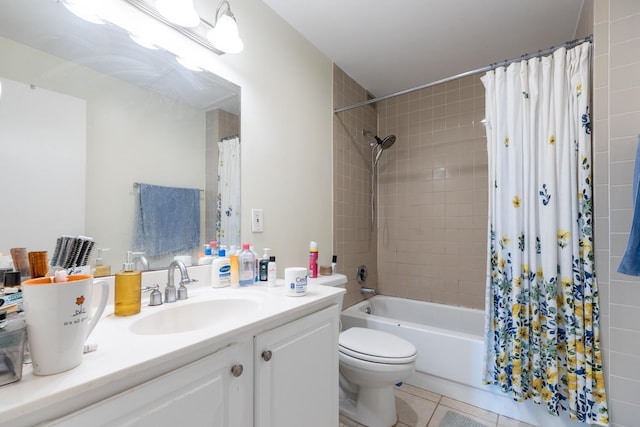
[340,296,582,427]
[340,296,485,389]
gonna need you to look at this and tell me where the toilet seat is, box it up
[339,327,417,364]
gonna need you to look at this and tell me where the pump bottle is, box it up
[259,248,270,282]
[211,247,231,288]
[198,244,214,265]
[93,248,111,277]
[114,251,141,316]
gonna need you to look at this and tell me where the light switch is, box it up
[251,209,264,233]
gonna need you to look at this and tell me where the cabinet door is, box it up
[46,340,253,427]
[255,304,340,427]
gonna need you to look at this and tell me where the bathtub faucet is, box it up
[361,287,376,296]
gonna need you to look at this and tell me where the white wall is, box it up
[202,0,335,272]
[0,77,86,250]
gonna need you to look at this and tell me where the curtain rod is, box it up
[333,35,593,114]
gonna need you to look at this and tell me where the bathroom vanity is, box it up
[0,272,344,427]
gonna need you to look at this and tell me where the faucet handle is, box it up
[177,278,197,301]
[177,285,188,300]
[143,284,163,306]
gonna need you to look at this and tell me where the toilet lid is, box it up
[339,327,417,364]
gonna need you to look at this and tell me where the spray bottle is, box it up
[309,241,318,278]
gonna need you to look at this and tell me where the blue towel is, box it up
[134,183,200,256]
[618,135,640,275]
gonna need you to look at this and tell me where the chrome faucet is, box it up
[132,252,149,271]
[165,260,197,303]
[361,287,376,296]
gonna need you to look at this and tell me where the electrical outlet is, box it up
[251,209,264,233]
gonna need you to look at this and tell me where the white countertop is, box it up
[0,271,345,426]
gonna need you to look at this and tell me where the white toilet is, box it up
[312,275,418,427]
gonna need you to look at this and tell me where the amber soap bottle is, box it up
[114,251,141,316]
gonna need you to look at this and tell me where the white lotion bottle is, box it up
[211,247,231,288]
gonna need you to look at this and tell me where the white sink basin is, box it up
[129,298,260,335]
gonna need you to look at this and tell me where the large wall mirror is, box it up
[0,0,241,273]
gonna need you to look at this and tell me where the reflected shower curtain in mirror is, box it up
[217,137,240,248]
[482,42,608,425]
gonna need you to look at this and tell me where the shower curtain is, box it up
[216,137,241,248]
[482,42,608,425]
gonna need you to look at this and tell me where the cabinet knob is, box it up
[230,364,244,377]
[262,350,272,361]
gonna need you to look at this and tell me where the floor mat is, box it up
[439,410,488,427]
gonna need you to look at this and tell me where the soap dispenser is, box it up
[259,248,270,282]
[93,248,111,277]
[114,251,142,316]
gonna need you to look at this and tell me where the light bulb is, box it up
[207,13,243,54]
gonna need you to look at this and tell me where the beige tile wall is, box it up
[376,76,488,309]
[595,1,640,425]
[333,65,378,308]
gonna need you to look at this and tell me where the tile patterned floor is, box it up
[339,383,538,427]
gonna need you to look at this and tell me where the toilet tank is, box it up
[309,274,347,289]
[309,274,347,312]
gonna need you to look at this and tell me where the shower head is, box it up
[363,130,396,150]
[372,135,396,166]
[374,135,396,150]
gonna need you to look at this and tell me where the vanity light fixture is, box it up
[207,0,244,54]
[154,0,200,28]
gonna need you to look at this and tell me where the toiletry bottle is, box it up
[267,256,277,287]
[211,247,231,288]
[114,251,142,316]
[239,243,255,286]
[0,309,27,386]
[250,245,259,282]
[198,244,214,265]
[229,245,240,287]
[259,248,270,282]
[209,241,218,261]
[309,241,319,278]
[332,255,337,274]
[93,248,111,277]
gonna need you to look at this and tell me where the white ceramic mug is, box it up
[22,274,109,375]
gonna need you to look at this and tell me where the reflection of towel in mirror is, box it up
[618,135,640,276]
[134,183,200,256]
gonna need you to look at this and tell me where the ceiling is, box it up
[262,0,586,99]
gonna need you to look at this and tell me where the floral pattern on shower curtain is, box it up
[482,42,608,425]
